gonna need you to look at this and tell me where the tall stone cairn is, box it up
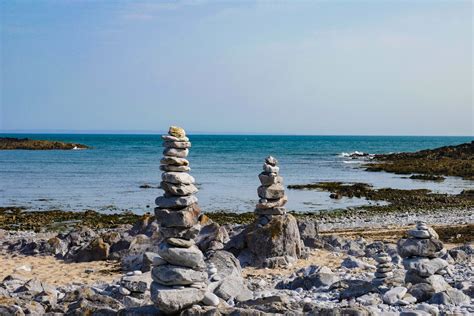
[150,126,208,314]
[397,221,450,293]
[255,156,287,216]
[246,156,302,267]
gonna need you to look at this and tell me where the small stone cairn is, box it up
[372,251,393,286]
[255,156,287,217]
[397,221,450,293]
[150,126,209,314]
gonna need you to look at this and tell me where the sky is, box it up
[0,0,472,135]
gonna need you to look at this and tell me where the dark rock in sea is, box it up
[0,137,89,150]
[409,174,445,181]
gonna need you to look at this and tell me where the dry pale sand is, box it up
[0,251,122,287]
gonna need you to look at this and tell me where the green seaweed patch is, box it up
[0,207,144,232]
[286,181,474,216]
[205,211,256,225]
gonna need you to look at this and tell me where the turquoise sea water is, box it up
[0,134,472,214]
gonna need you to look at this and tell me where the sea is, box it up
[1,134,472,214]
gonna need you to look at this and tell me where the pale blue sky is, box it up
[1,0,472,135]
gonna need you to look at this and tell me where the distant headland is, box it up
[0,137,89,150]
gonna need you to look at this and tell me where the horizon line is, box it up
[0,130,472,138]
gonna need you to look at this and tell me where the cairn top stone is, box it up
[265,156,278,166]
[169,126,186,138]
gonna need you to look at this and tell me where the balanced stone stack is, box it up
[255,156,287,217]
[372,251,393,286]
[397,221,450,294]
[150,126,208,314]
[246,156,302,267]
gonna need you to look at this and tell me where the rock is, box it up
[429,288,470,305]
[159,225,201,240]
[168,126,186,138]
[383,286,408,305]
[408,229,431,239]
[405,272,450,292]
[14,278,44,294]
[160,156,189,166]
[262,163,279,173]
[245,214,301,266]
[167,237,195,248]
[118,305,160,316]
[408,283,435,302]
[142,252,161,272]
[162,135,189,142]
[119,286,131,296]
[161,172,195,185]
[341,256,375,270]
[163,147,189,158]
[160,165,191,172]
[151,264,206,285]
[257,184,285,199]
[286,272,339,290]
[150,282,205,314]
[265,156,278,166]
[160,181,197,196]
[155,204,200,228]
[46,236,68,258]
[334,280,377,299]
[195,222,229,252]
[157,243,205,268]
[397,238,444,258]
[75,237,110,262]
[448,249,469,263]
[155,195,198,209]
[121,273,152,293]
[256,196,288,209]
[258,173,282,186]
[403,257,448,277]
[202,292,220,306]
[163,141,191,149]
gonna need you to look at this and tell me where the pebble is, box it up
[202,292,220,306]
[119,286,131,296]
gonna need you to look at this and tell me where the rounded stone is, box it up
[160,157,189,166]
[168,126,186,138]
[202,292,219,306]
[163,148,189,158]
[161,172,195,185]
[155,195,198,209]
[151,265,207,286]
[162,135,189,142]
[256,196,288,209]
[257,184,285,199]
[163,141,191,149]
[265,156,278,166]
[158,243,205,268]
[160,182,198,196]
[408,229,431,239]
[263,163,279,173]
[167,237,195,248]
[150,282,205,314]
[155,204,201,228]
[160,165,191,172]
[258,173,283,186]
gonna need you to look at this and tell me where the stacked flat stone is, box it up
[372,251,393,286]
[397,221,450,292]
[255,156,287,217]
[150,126,208,314]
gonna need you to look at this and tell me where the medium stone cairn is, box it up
[372,251,393,286]
[255,156,287,217]
[150,126,208,314]
[246,156,302,267]
[397,221,450,293]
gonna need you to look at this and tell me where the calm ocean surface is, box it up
[1,134,472,214]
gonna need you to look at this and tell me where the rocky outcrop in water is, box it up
[0,137,89,150]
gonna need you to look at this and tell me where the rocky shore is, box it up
[364,141,474,180]
[0,214,472,315]
[0,137,89,150]
[1,136,473,315]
